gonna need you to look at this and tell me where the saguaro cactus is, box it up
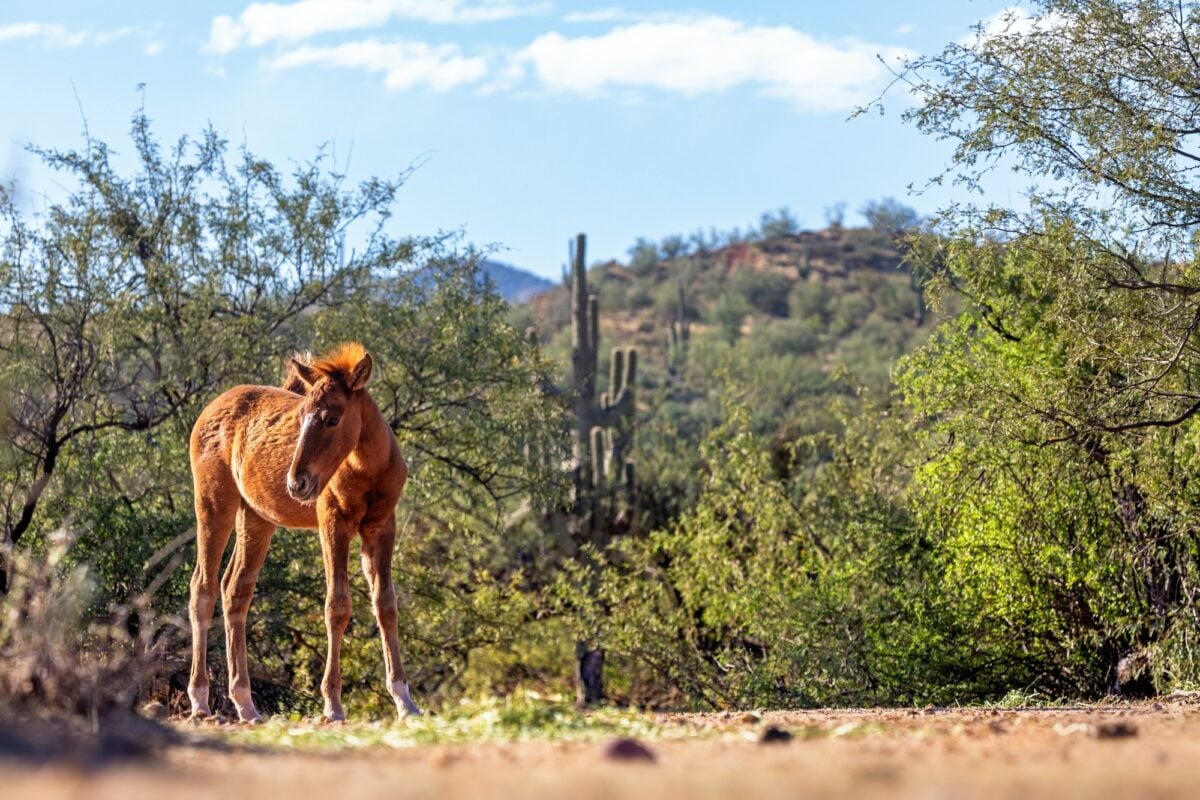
[666,279,691,376]
[568,233,638,542]
[563,232,638,706]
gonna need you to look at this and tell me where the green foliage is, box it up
[861,198,921,238]
[31,2,1200,717]
[899,0,1200,239]
[574,395,956,708]
[0,113,566,716]
[895,224,1200,693]
[627,238,660,277]
[789,280,834,323]
[758,207,801,239]
[731,269,792,317]
[704,292,751,343]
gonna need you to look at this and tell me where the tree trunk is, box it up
[574,643,605,707]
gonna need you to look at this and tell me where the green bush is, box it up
[732,270,793,317]
[789,280,834,323]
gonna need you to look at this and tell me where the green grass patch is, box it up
[201,694,710,751]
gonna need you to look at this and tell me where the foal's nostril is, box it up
[288,474,311,497]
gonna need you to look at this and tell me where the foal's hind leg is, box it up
[189,481,238,718]
[221,505,275,723]
[361,515,421,718]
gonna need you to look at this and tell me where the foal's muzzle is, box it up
[287,473,318,502]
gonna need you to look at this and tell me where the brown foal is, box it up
[187,343,420,722]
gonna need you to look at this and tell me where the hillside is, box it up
[520,224,933,410]
[512,221,942,524]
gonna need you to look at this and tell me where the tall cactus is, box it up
[666,279,691,376]
[568,233,637,542]
[564,232,638,706]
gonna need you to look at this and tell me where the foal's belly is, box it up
[232,440,320,530]
[242,482,319,530]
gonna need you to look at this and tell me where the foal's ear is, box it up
[348,352,372,391]
[289,357,320,389]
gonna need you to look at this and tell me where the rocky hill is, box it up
[519,223,930,397]
[511,221,943,522]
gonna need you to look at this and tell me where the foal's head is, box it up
[285,343,373,503]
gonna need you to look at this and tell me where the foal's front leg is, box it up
[319,520,354,721]
[361,515,421,718]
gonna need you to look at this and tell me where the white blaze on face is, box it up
[299,411,320,446]
[288,410,327,499]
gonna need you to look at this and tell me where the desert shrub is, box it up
[652,276,698,323]
[705,294,751,343]
[590,399,945,708]
[788,280,834,323]
[595,274,630,314]
[731,269,793,317]
[0,531,179,718]
[829,292,874,336]
[758,207,801,240]
[757,317,823,357]
[873,276,920,323]
[627,283,654,311]
[627,238,660,277]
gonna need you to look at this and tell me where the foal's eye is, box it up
[326,416,340,428]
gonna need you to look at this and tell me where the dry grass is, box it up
[0,531,185,764]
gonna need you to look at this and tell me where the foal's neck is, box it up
[351,392,394,466]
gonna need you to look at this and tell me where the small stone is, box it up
[1152,702,1166,712]
[759,726,793,744]
[739,711,761,724]
[1093,721,1138,739]
[602,738,656,763]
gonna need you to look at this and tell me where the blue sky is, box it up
[0,1,1024,278]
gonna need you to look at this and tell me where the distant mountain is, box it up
[482,260,555,304]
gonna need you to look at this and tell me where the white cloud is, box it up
[515,16,912,112]
[0,22,139,49]
[268,39,488,91]
[965,6,1067,45]
[895,22,917,35]
[563,7,697,24]
[208,0,551,54]
[563,7,627,24]
[144,40,165,56]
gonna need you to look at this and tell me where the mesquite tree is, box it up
[887,0,1200,686]
[0,115,409,590]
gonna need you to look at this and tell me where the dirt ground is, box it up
[4,702,1200,800]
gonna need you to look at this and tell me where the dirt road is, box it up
[3,703,1198,799]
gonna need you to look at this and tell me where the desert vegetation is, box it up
[4,2,1200,796]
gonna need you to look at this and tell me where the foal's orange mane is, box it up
[308,342,367,381]
[283,342,368,394]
